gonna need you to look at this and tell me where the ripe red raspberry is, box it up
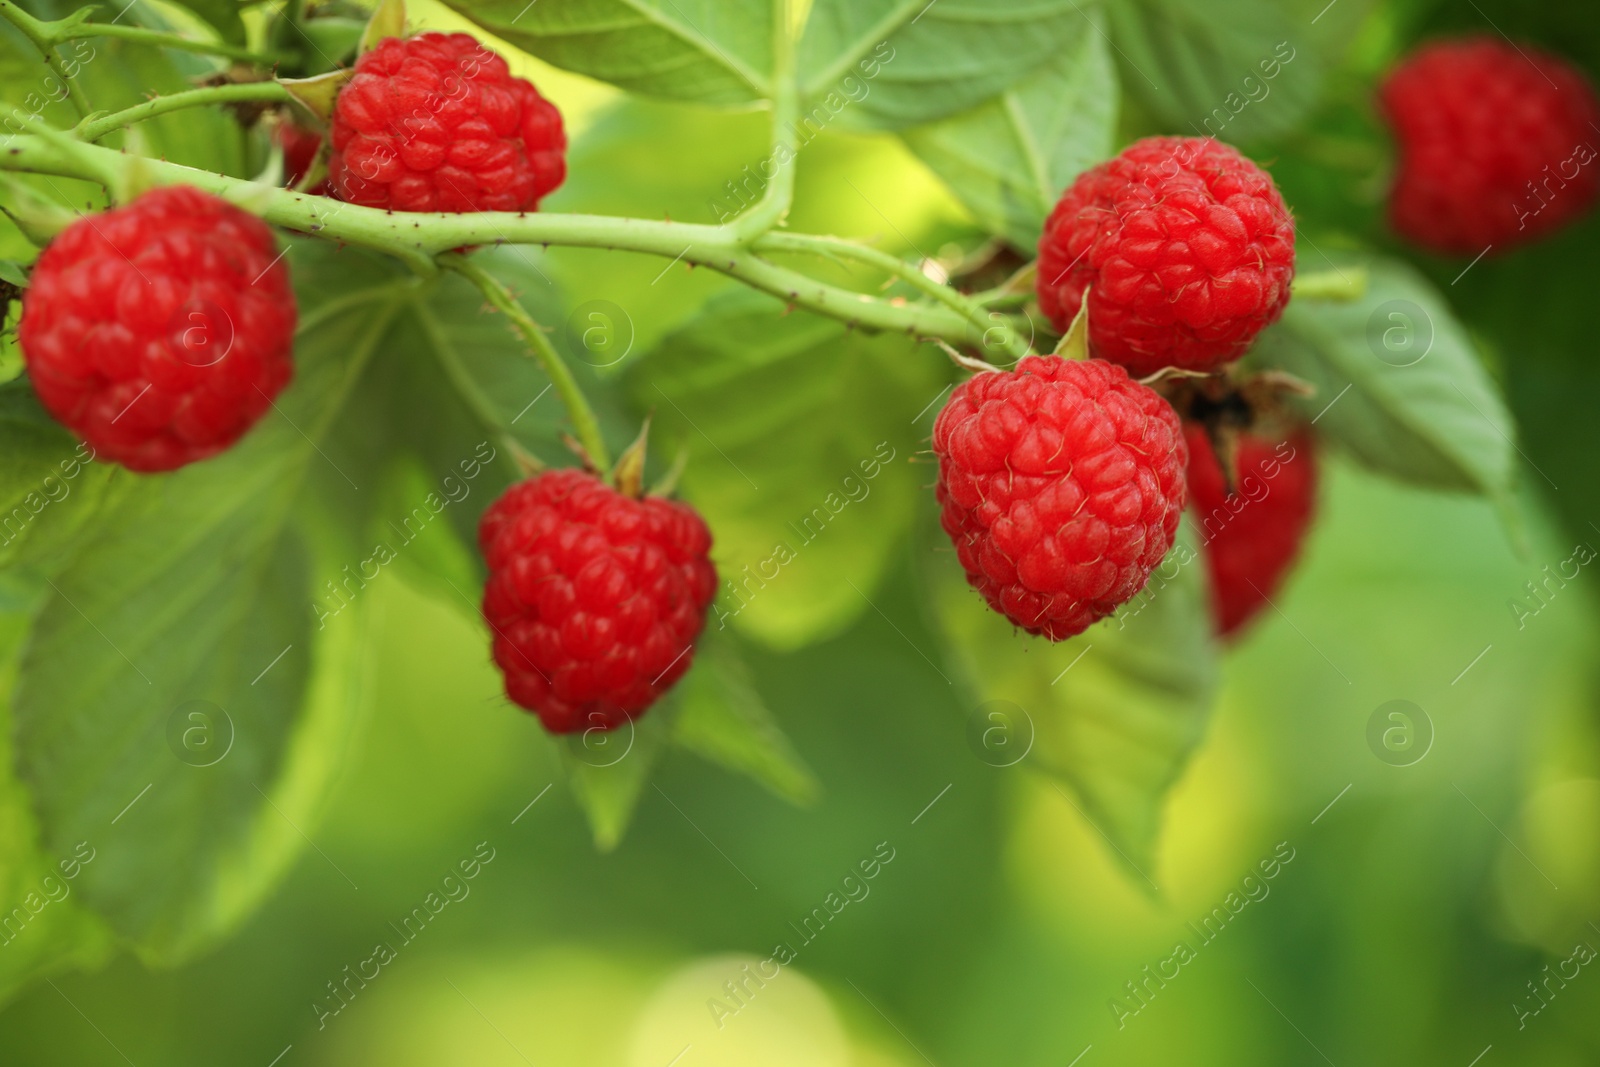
[329,32,566,213]
[1186,424,1318,638]
[933,356,1188,640]
[479,470,718,734]
[1037,137,1296,377]
[1380,37,1600,255]
[18,185,296,472]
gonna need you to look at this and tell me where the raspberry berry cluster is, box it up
[13,23,719,737]
[15,13,1591,742]
[933,136,1314,643]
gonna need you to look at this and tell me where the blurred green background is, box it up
[5,0,1600,1064]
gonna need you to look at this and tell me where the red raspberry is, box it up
[933,356,1188,641]
[1380,37,1600,255]
[1186,424,1318,638]
[277,120,328,193]
[329,32,566,213]
[18,186,296,472]
[1037,137,1296,377]
[479,470,718,734]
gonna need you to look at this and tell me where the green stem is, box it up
[0,1,91,118]
[60,22,273,64]
[757,231,1031,359]
[1292,267,1369,302]
[0,132,978,344]
[77,81,291,142]
[707,251,973,338]
[440,253,613,472]
[727,0,797,243]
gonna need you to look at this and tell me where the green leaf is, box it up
[899,27,1117,248]
[159,0,247,44]
[0,382,121,572]
[1105,0,1321,143]
[439,0,776,106]
[1249,256,1518,500]
[798,0,1090,131]
[297,17,366,73]
[360,0,408,54]
[0,261,26,287]
[9,260,404,959]
[560,709,673,851]
[0,303,106,985]
[927,521,1219,883]
[672,631,818,805]
[0,574,115,1004]
[626,289,944,650]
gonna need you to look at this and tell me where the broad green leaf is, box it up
[1105,0,1322,143]
[798,0,1089,131]
[10,257,404,958]
[899,27,1117,248]
[0,386,125,1002]
[627,288,944,650]
[560,708,673,851]
[928,521,1218,882]
[360,458,490,609]
[0,574,114,1003]
[439,0,776,105]
[1249,256,1517,500]
[673,630,818,805]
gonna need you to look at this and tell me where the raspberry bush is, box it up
[0,0,1560,1037]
